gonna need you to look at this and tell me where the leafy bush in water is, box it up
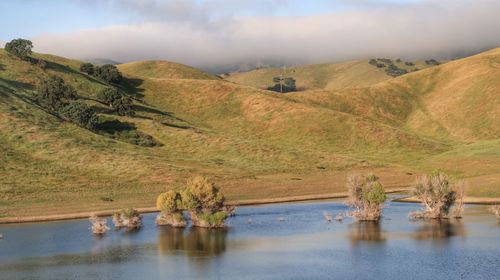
[5,38,33,60]
[182,176,229,228]
[37,76,77,111]
[156,190,186,227]
[113,208,142,229]
[59,102,99,129]
[410,171,463,219]
[346,174,387,221]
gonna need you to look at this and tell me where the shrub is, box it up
[405,61,415,66]
[112,96,134,116]
[36,59,47,69]
[94,64,122,84]
[346,174,386,221]
[181,176,229,228]
[490,205,500,218]
[369,59,377,65]
[5,38,33,60]
[97,87,121,106]
[89,214,109,235]
[116,208,143,229]
[425,59,440,65]
[59,102,99,129]
[409,171,460,219]
[268,76,297,93]
[80,63,95,75]
[156,190,186,227]
[385,63,408,77]
[37,76,77,111]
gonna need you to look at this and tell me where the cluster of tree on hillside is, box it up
[369,58,411,77]
[80,62,122,84]
[3,38,162,147]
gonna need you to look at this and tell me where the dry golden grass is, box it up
[1,48,499,220]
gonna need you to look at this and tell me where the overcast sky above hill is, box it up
[1,0,500,72]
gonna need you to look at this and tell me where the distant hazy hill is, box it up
[0,47,499,218]
[224,58,436,91]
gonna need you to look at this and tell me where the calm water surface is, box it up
[1,199,499,279]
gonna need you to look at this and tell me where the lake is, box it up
[1,198,499,279]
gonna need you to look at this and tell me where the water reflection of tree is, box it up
[348,221,385,246]
[413,219,466,244]
[157,227,228,257]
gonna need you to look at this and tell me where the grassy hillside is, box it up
[118,60,219,80]
[224,58,436,91]
[0,48,499,219]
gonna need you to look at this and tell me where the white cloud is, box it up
[33,0,500,71]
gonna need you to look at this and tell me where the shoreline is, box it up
[1,188,498,224]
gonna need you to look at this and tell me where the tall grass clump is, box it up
[346,174,387,221]
[156,190,186,227]
[410,171,464,219]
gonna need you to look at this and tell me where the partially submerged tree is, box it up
[156,190,186,227]
[490,205,500,219]
[89,214,109,235]
[113,208,143,229]
[410,171,463,219]
[5,38,33,60]
[37,76,76,111]
[452,181,465,218]
[182,176,229,228]
[346,174,387,221]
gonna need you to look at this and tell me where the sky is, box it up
[1,0,500,72]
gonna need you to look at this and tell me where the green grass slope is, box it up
[0,48,499,218]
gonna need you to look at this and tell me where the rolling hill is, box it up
[0,47,499,219]
[224,58,436,91]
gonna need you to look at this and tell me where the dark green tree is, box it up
[59,102,99,129]
[80,63,95,75]
[268,76,296,93]
[112,96,134,116]
[5,38,33,60]
[97,87,121,107]
[94,64,122,84]
[37,76,77,111]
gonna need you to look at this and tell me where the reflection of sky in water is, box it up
[0,200,499,279]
